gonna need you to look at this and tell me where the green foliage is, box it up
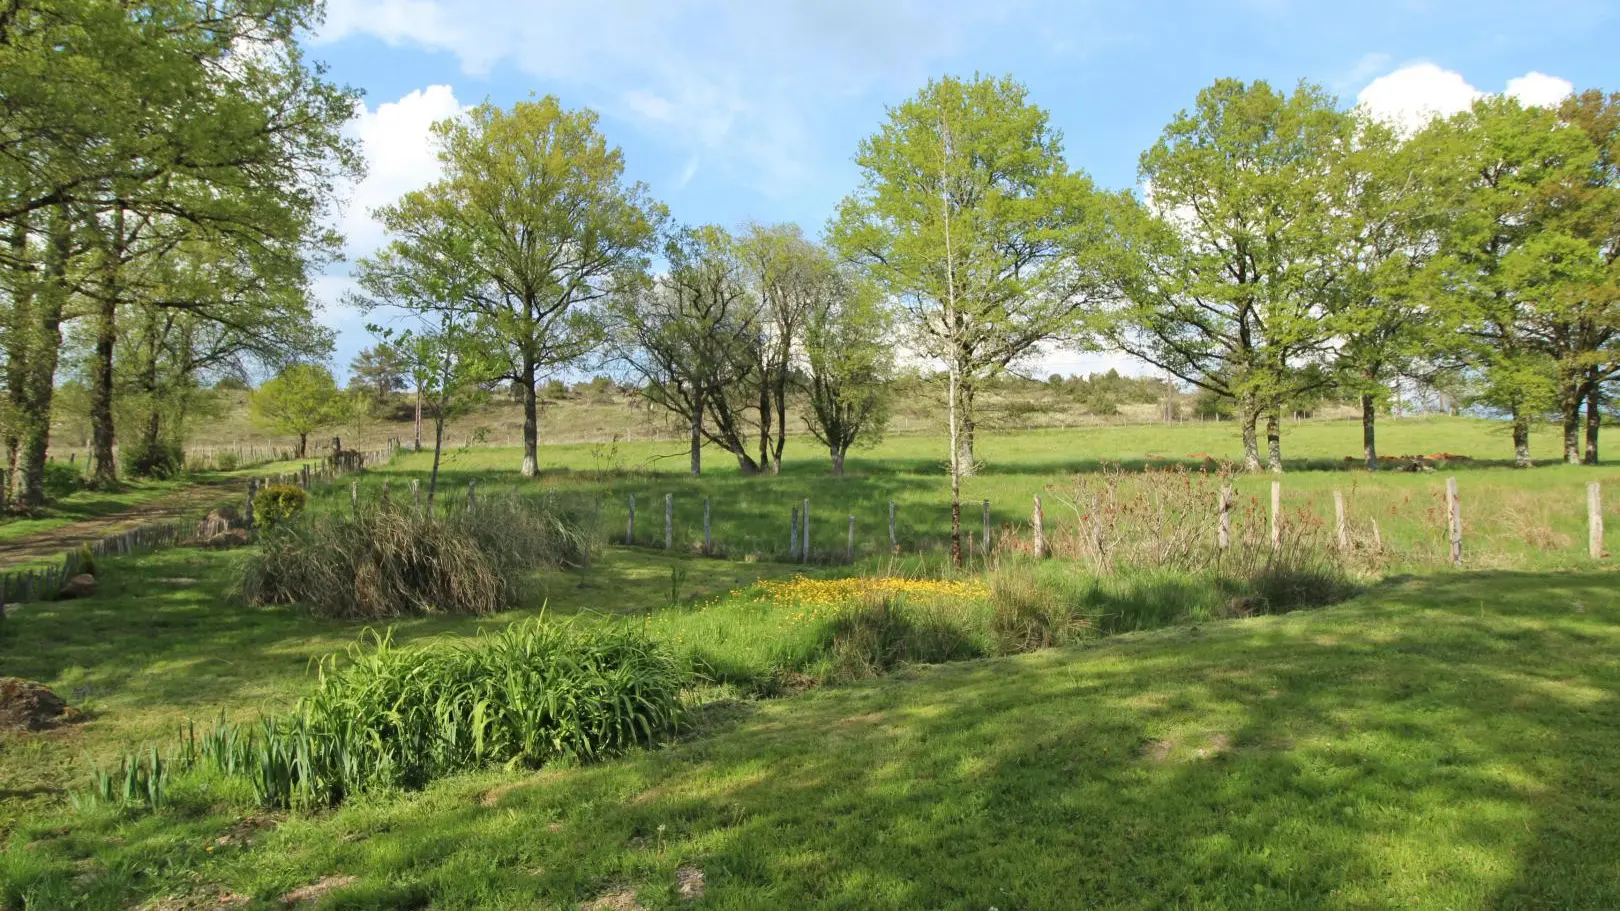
[70,749,168,811]
[242,493,597,619]
[119,438,184,480]
[249,365,346,456]
[40,462,83,501]
[187,621,685,808]
[252,484,307,527]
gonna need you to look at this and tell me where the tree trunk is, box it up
[1265,407,1283,474]
[689,400,703,477]
[413,384,423,451]
[1240,391,1262,472]
[297,432,308,459]
[520,358,538,477]
[15,211,71,509]
[771,366,789,473]
[948,365,963,567]
[956,379,976,477]
[427,410,446,506]
[830,447,845,476]
[88,291,119,488]
[88,206,126,489]
[1561,383,1584,465]
[757,382,773,474]
[1586,382,1601,465]
[1511,399,1532,468]
[1361,393,1378,471]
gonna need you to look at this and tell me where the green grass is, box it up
[5,571,1618,908]
[368,417,1620,572]
[4,416,1620,908]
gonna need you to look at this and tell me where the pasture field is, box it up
[1,416,1618,909]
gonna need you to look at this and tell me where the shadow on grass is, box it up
[10,570,1614,909]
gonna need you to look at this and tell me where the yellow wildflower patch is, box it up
[756,575,987,608]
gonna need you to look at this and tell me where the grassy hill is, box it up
[4,570,1617,909]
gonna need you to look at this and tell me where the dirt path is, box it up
[0,480,245,568]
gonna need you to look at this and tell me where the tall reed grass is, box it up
[242,492,598,618]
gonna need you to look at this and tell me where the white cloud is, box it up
[1356,63,1574,133]
[316,0,1009,196]
[339,84,468,256]
[1505,71,1575,108]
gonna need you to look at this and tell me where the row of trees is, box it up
[0,0,356,506]
[350,75,1615,563]
[350,99,896,489]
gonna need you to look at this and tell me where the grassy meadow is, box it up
[2,415,1619,909]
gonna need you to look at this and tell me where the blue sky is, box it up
[307,0,1617,379]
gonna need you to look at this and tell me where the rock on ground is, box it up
[0,677,81,732]
[58,573,97,599]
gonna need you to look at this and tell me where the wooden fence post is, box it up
[1446,476,1462,565]
[888,501,897,552]
[1334,490,1349,551]
[466,480,476,509]
[847,515,856,562]
[246,480,257,527]
[1269,481,1282,550]
[790,505,800,559]
[981,499,991,556]
[1217,485,1232,550]
[802,498,811,564]
[349,481,358,514]
[703,498,712,555]
[411,479,420,505]
[1588,481,1603,560]
[381,480,390,507]
[664,493,673,552]
[627,494,636,544]
[1032,494,1047,557]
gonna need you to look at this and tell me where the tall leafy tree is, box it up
[609,226,765,476]
[737,223,824,474]
[1104,79,1350,472]
[1422,95,1596,467]
[803,273,895,475]
[831,74,1109,562]
[349,343,407,411]
[370,97,665,477]
[1,0,358,494]
[250,363,344,457]
[1328,112,1450,470]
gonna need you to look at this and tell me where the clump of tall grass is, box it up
[169,621,685,809]
[826,591,986,681]
[242,492,597,619]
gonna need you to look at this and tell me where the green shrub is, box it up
[252,484,306,526]
[988,566,1086,653]
[214,451,239,472]
[826,593,984,682]
[180,621,685,808]
[242,492,597,619]
[41,462,83,501]
[121,438,184,480]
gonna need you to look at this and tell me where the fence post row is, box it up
[790,504,800,559]
[981,499,991,556]
[1589,482,1604,561]
[1269,481,1282,550]
[1217,485,1233,550]
[1446,476,1462,566]
[664,493,673,552]
[1032,494,1047,558]
[1333,489,1349,551]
